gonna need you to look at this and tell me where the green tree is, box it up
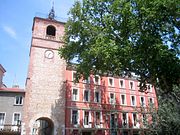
[59,1,180,134]
[143,86,180,135]
[59,0,180,93]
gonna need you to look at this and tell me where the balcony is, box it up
[132,122,140,129]
[45,35,56,40]
[0,124,21,135]
[95,123,103,128]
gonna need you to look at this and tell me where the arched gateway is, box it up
[22,9,66,135]
[32,117,54,135]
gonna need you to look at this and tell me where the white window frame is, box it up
[83,89,90,102]
[119,79,125,88]
[148,97,154,104]
[132,113,139,128]
[109,93,115,104]
[122,112,128,128]
[72,88,79,101]
[71,109,80,127]
[94,75,100,85]
[94,90,101,103]
[137,82,140,90]
[0,112,6,130]
[72,71,76,81]
[14,96,23,105]
[12,112,21,125]
[120,94,127,105]
[110,113,118,129]
[147,84,152,92]
[11,112,21,131]
[83,76,90,84]
[140,96,146,107]
[83,110,92,128]
[130,95,136,106]
[94,111,103,128]
[129,81,135,90]
[108,77,114,87]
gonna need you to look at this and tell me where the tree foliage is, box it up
[143,86,180,135]
[59,0,180,93]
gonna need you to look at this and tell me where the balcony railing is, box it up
[0,124,21,134]
[45,35,56,40]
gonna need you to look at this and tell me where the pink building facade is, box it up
[23,13,157,135]
[65,67,157,135]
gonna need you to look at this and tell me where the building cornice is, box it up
[32,17,65,31]
[0,87,25,93]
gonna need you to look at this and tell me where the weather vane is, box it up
[48,0,55,20]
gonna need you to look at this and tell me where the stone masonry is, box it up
[23,17,66,135]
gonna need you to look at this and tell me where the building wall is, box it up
[0,92,24,124]
[0,64,6,87]
[65,69,157,135]
[23,17,66,135]
[0,71,3,87]
[23,16,158,135]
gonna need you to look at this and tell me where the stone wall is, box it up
[23,17,66,135]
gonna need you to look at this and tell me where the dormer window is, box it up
[46,25,56,36]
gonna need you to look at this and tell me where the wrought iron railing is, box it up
[0,124,21,134]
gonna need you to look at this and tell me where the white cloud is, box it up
[3,25,17,39]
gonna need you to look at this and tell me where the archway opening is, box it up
[33,117,54,135]
[46,25,56,36]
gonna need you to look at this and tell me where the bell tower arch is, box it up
[23,14,66,135]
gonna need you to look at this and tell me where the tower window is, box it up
[46,25,56,36]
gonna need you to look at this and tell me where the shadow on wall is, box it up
[50,76,126,135]
[51,81,66,135]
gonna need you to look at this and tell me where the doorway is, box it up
[33,117,53,135]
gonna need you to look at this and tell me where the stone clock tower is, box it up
[23,8,66,135]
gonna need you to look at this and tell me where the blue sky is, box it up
[0,0,75,88]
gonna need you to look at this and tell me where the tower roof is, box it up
[48,2,55,20]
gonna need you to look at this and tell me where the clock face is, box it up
[45,50,54,59]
